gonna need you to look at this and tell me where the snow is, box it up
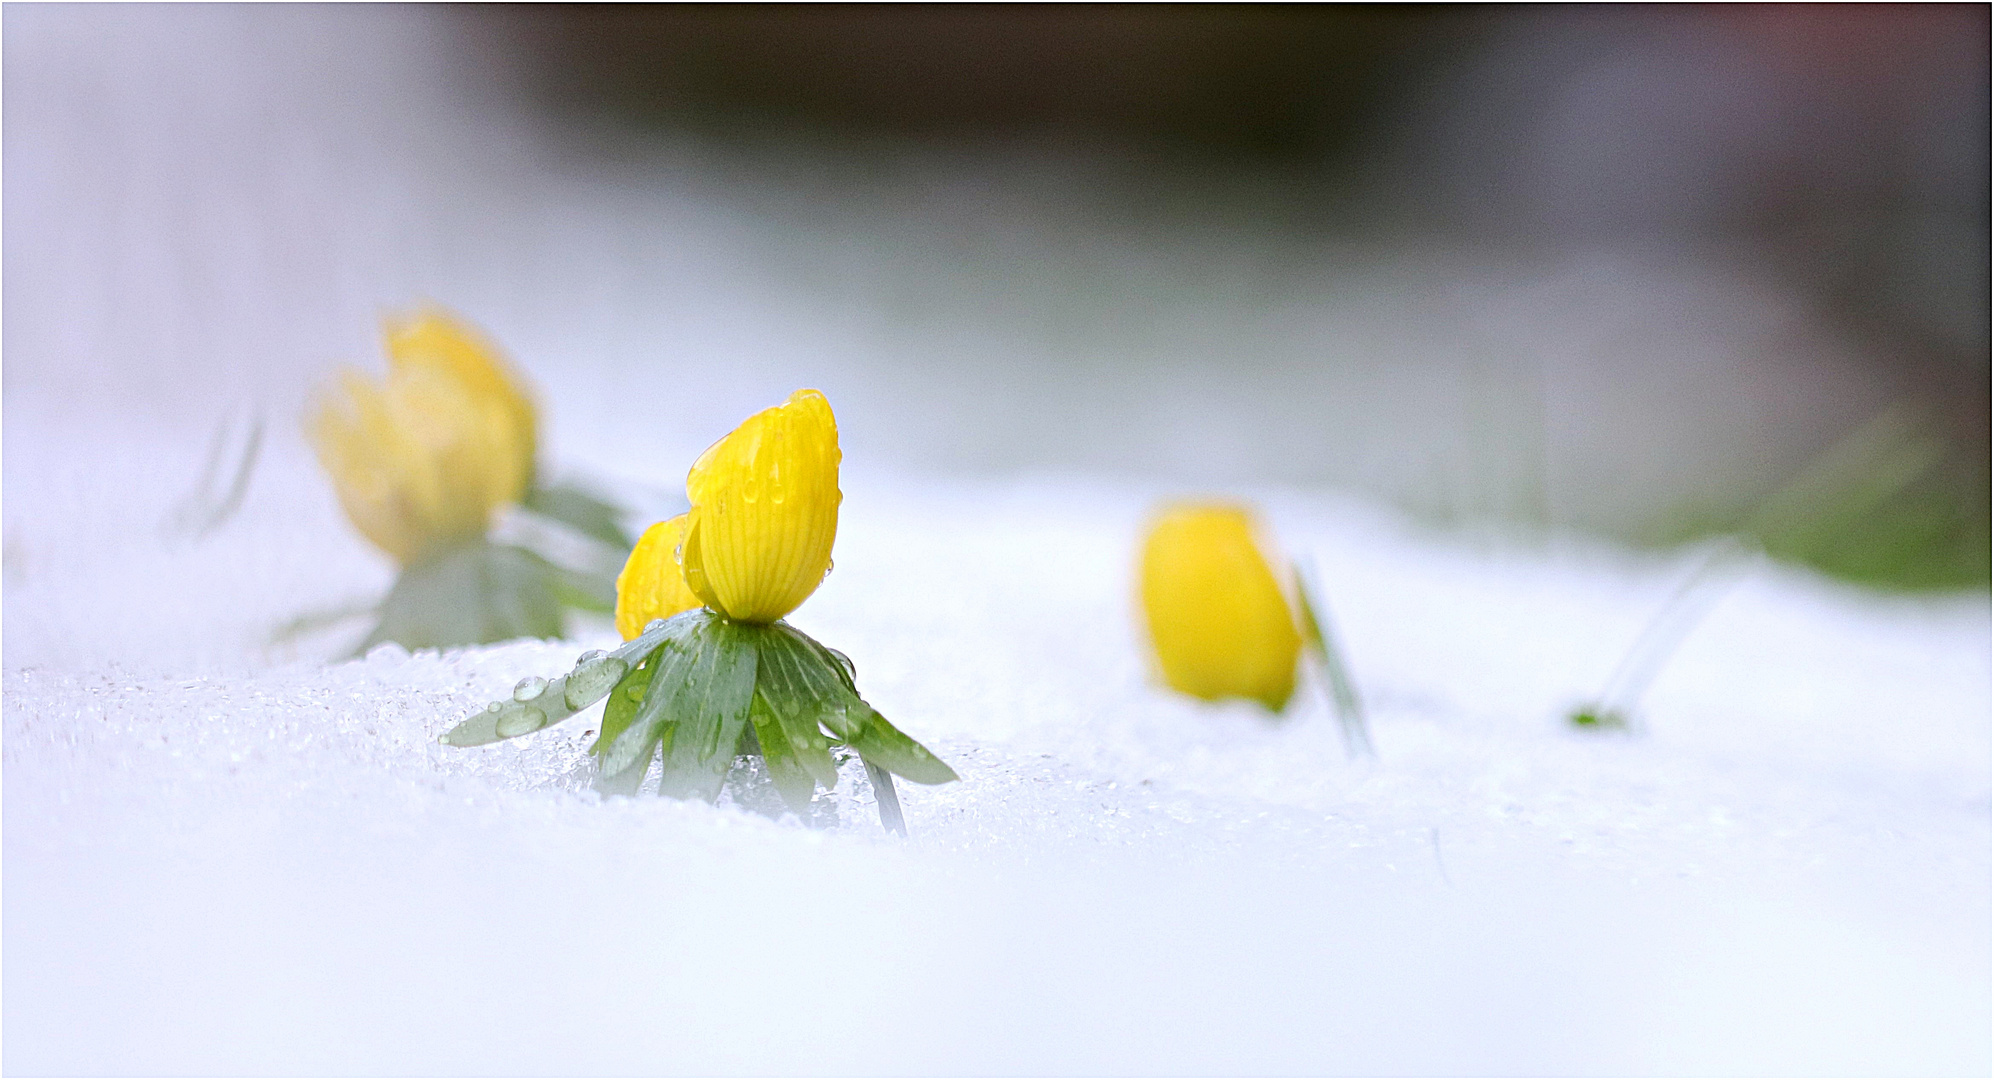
[5,411,1989,1074]
[5,6,1989,1074]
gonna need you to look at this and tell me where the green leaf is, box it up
[847,706,958,785]
[748,627,842,789]
[748,689,818,815]
[1293,564,1374,760]
[596,733,659,796]
[358,541,562,654]
[524,481,637,549]
[761,623,956,786]
[594,648,660,756]
[595,638,669,795]
[438,615,674,749]
[656,619,761,802]
[548,564,618,614]
[600,620,706,778]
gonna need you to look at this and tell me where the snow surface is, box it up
[5,6,1989,1073]
[5,406,1989,1075]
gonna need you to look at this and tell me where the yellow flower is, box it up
[383,308,538,490]
[1138,503,1302,712]
[615,514,703,640]
[679,389,842,624]
[307,310,535,565]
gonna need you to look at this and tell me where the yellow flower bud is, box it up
[1138,503,1302,712]
[307,309,536,565]
[615,514,703,640]
[680,389,842,624]
[383,308,538,491]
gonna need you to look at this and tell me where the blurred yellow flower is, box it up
[383,308,538,490]
[679,389,842,624]
[614,514,703,640]
[308,309,535,565]
[1139,503,1302,712]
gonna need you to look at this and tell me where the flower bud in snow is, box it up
[614,514,702,640]
[307,309,535,565]
[1139,503,1302,712]
[382,308,538,492]
[680,389,842,625]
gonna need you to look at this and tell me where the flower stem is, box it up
[1573,538,1750,730]
[1294,563,1374,759]
[863,757,906,836]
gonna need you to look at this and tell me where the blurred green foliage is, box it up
[1655,407,1990,592]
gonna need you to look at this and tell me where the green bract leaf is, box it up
[594,648,659,756]
[747,689,817,814]
[524,480,640,550]
[655,618,760,802]
[847,705,958,785]
[360,541,561,655]
[439,614,681,748]
[750,627,845,788]
[439,607,955,829]
[759,623,955,785]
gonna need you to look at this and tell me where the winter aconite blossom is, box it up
[302,306,633,653]
[1139,503,1303,712]
[452,388,954,831]
[384,309,538,492]
[611,389,840,635]
[308,309,535,565]
[614,515,703,640]
[680,389,842,624]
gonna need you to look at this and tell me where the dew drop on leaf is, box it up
[565,655,629,710]
[494,704,547,738]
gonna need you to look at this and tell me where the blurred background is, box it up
[6,3,1988,591]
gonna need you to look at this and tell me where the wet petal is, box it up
[681,389,841,623]
[615,515,703,640]
[384,307,538,490]
[1139,503,1301,712]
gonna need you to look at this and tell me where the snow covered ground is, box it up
[6,7,1989,1074]
[5,403,1988,1075]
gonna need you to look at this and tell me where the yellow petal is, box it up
[615,515,704,640]
[306,361,528,566]
[681,389,841,624]
[1138,503,1301,712]
[383,306,538,491]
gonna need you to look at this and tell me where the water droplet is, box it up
[791,735,810,749]
[565,655,630,710]
[436,734,451,745]
[513,676,549,702]
[821,558,834,581]
[485,702,502,713]
[643,619,668,635]
[495,704,547,738]
[576,648,606,665]
[626,682,647,703]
